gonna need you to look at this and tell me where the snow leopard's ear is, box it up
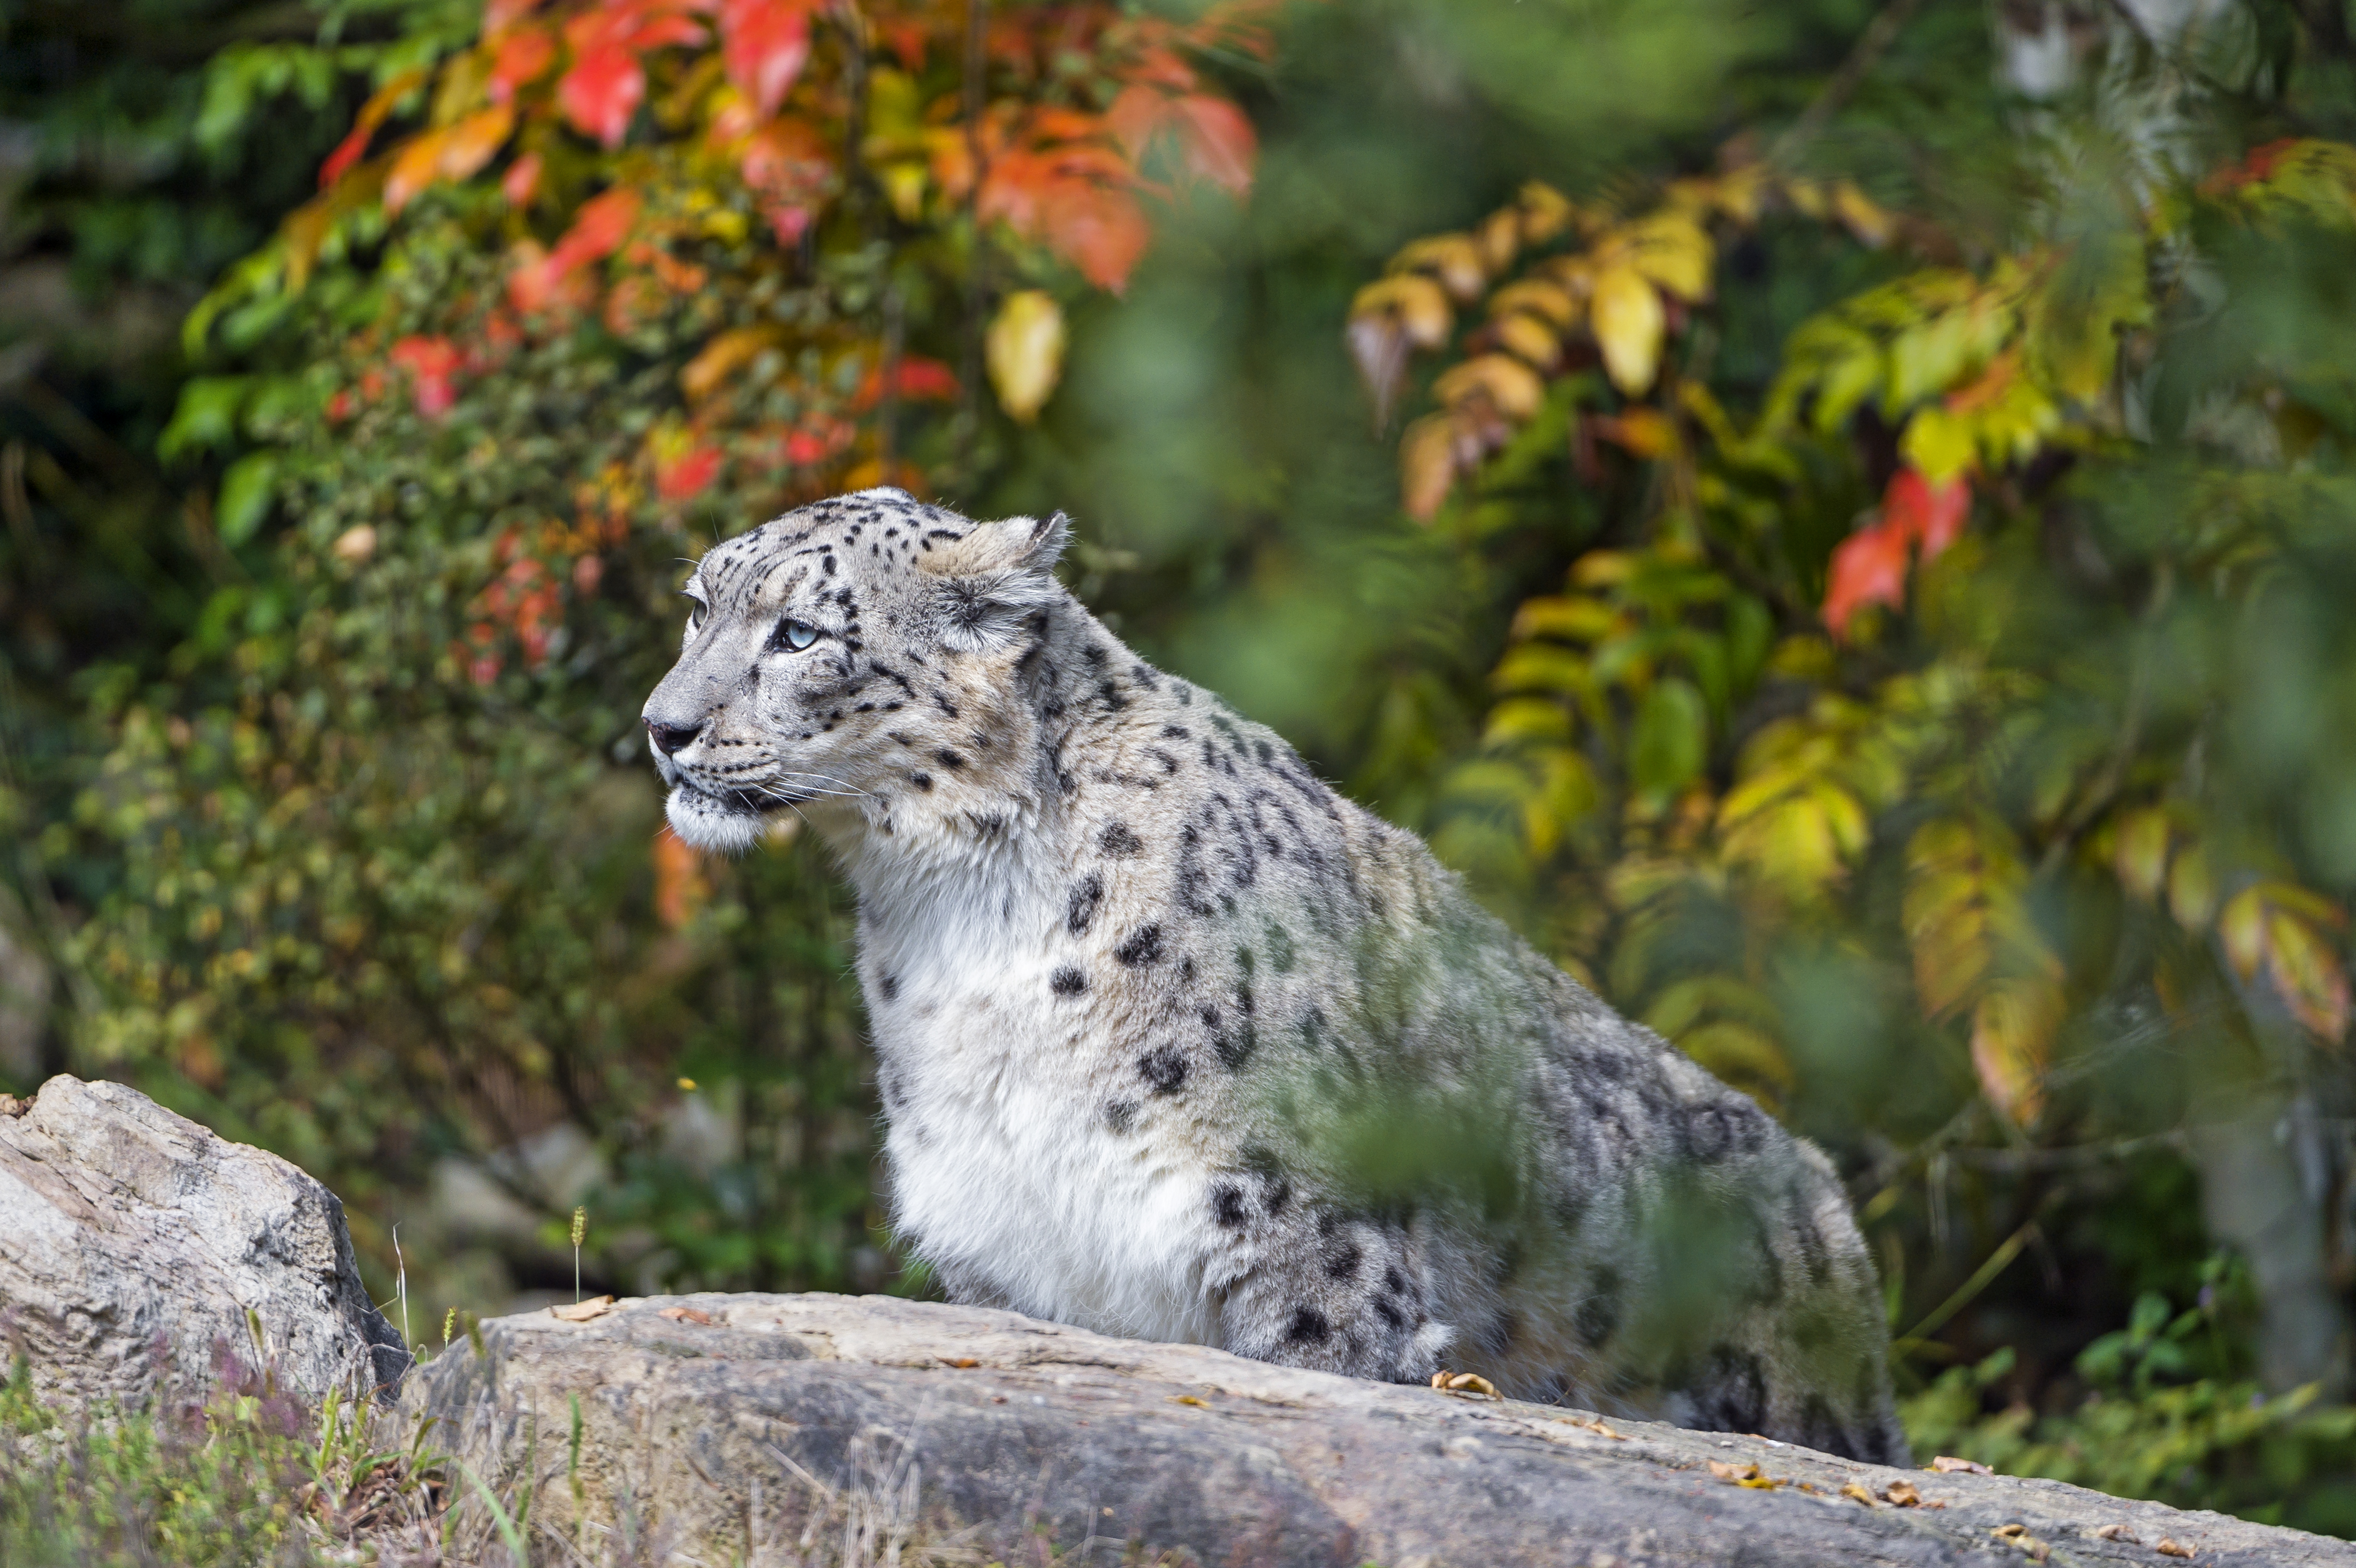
[919,511,1070,651]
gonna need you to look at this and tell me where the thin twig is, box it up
[1771,0,1927,168]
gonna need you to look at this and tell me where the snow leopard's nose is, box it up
[645,717,702,757]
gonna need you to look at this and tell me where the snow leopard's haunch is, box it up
[642,489,1907,1462]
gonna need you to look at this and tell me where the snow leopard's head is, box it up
[642,488,1069,852]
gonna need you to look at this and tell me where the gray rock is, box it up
[404,1291,2355,1567]
[0,1075,409,1414]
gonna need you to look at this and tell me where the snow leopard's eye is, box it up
[771,618,820,653]
[680,588,707,638]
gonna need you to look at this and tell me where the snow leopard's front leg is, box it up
[1206,1174,1458,1383]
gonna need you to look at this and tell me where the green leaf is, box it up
[1629,676,1707,802]
[216,452,280,547]
[159,377,255,462]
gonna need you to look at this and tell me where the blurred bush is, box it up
[10,0,2356,1535]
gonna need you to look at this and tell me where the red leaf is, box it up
[883,20,928,71]
[1042,181,1150,293]
[559,44,644,148]
[894,357,959,401]
[721,0,813,119]
[549,186,642,272]
[655,444,721,500]
[765,204,810,245]
[854,355,961,410]
[390,335,463,417]
[503,150,544,205]
[1823,516,1912,638]
[489,30,557,102]
[320,122,375,188]
[1171,94,1255,194]
[1884,467,1972,561]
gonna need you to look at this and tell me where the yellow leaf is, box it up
[879,161,928,223]
[1831,180,1895,248]
[2168,842,2218,928]
[1971,977,2062,1124]
[2219,886,2267,980]
[1400,413,1460,521]
[1677,1021,1794,1106]
[1491,278,1579,327]
[1434,353,1545,420]
[1482,697,1573,745]
[1351,273,1454,348]
[1590,265,1665,395]
[2266,905,2351,1042]
[1517,181,1576,245]
[1393,234,1488,302]
[986,290,1068,423]
[1476,208,1521,275]
[2113,808,2172,901]
[1622,212,1714,301]
[1493,311,1561,370]
[1508,596,1620,643]
[1900,405,1977,484]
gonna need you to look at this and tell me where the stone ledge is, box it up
[404,1291,2353,1567]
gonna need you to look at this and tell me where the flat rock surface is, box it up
[0,1075,409,1413]
[404,1291,2351,1567]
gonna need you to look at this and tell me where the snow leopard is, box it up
[642,488,1908,1462]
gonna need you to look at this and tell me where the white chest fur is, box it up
[850,839,1223,1345]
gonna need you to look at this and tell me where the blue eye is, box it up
[773,618,820,652]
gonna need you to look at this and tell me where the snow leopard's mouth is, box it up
[672,780,798,817]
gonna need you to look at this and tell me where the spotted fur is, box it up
[642,489,1907,1461]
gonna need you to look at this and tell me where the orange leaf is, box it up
[559,44,644,148]
[383,128,451,215]
[1106,82,1172,159]
[1042,181,1150,293]
[655,827,710,928]
[440,104,516,185]
[488,29,557,102]
[318,67,427,188]
[680,325,779,403]
[1822,516,1911,638]
[1171,94,1254,194]
[1400,414,1459,521]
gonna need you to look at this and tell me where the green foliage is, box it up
[17,0,2356,1540]
[1904,1266,2356,1536]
